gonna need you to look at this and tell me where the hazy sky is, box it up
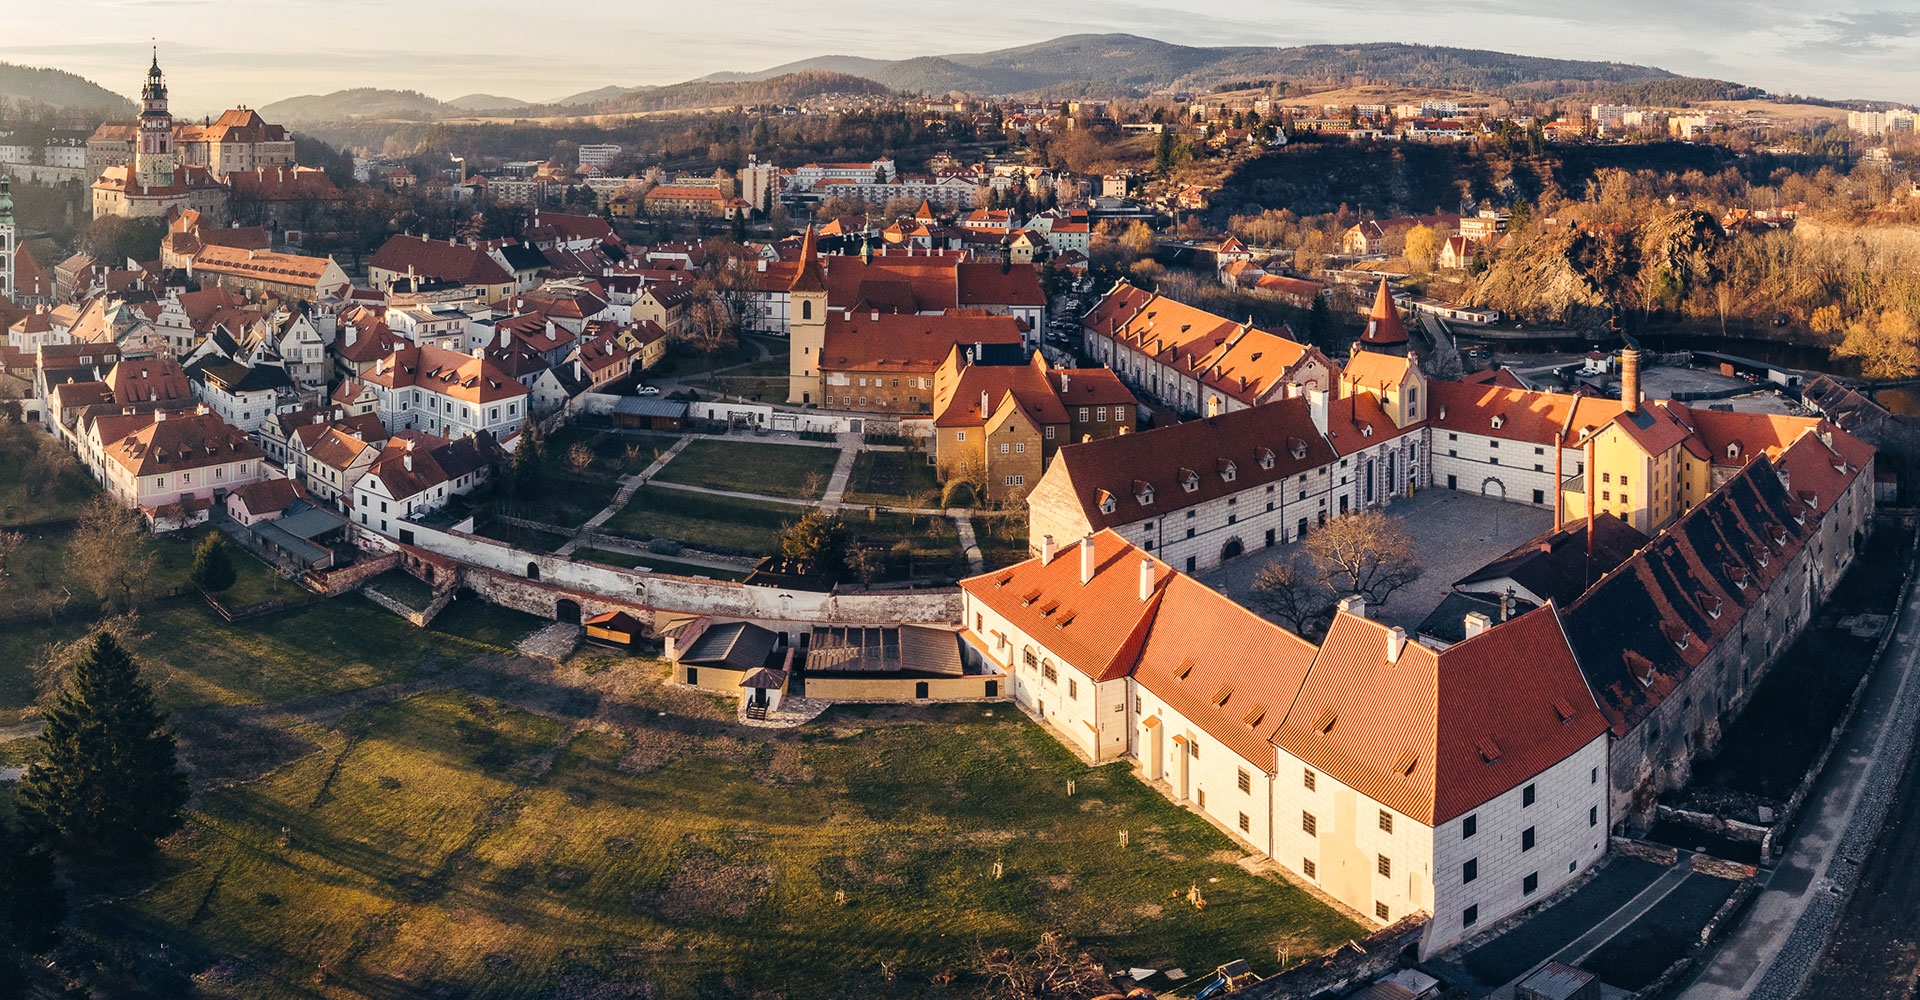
[10,0,1919,114]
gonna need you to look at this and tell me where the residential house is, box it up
[359,343,531,440]
[349,432,498,539]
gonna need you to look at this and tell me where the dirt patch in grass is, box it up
[172,709,322,785]
[654,843,777,919]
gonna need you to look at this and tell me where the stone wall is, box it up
[1238,915,1427,999]
[803,673,1005,702]
[309,551,401,597]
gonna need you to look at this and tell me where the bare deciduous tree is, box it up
[973,932,1117,1000]
[1249,559,1334,638]
[66,496,157,612]
[1305,510,1423,609]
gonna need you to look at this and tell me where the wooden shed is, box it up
[584,610,644,649]
[613,396,688,431]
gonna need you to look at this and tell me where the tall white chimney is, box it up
[980,390,990,415]
[499,327,510,349]
[1139,558,1154,602]
[1385,626,1407,664]
[1337,593,1366,619]
[1079,534,1096,585]
[1041,534,1056,564]
[1463,612,1490,640]
[1308,388,1330,436]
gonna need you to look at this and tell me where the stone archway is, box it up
[1480,477,1507,500]
[555,598,581,624]
[1221,537,1245,562]
[526,562,540,581]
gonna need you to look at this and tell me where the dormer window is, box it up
[1219,460,1237,482]
[1258,448,1276,470]
[1360,424,1374,437]
[1726,441,1741,459]
[1134,481,1155,506]
[1098,490,1117,515]
[1179,469,1200,493]
[1288,438,1307,460]
[1490,414,1506,430]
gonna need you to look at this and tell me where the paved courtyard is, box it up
[1196,488,1554,633]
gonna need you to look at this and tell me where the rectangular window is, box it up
[1067,679,1077,700]
[1376,901,1389,920]
[1523,784,1536,807]
[1238,769,1251,793]
[1463,858,1478,883]
[1522,827,1536,851]
[1463,904,1478,927]
[1079,407,1090,421]
[1302,812,1317,836]
[1045,426,1055,439]
[1238,812,1250,833]
[1000,443,1010,454]
[1377,855,1391,878]
[955,431,965,441]
[1015,442,1026,453]
[1523,872,1539,895]
[1379,810,1393,834]
[1096,407,1107,422]
[1304,769,1316,791]
[1590,806,1599,827]
[1303,858,1316,879]
[1463,815,1477,839]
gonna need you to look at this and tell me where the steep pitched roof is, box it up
[369,235,513,287]
[1455,514,1651,607]
[1276,606,1606,824]
[960,530,1173,682]
[933,359,1070,427]
[1042,398,1338,531]
[819,312,1024,372]
[101,411,265,478]
[1082,281,1318,406]
[1134,574,1319,769]
[789,227,826,293]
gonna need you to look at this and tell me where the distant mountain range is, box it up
[0,33,1810,130]
[694,34,1679,98]
[0,62,135,115]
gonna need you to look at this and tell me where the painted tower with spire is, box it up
[0,174,14,301]
[134,49,176,190]
[787,226,829,404]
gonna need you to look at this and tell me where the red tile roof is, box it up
[1360,280,1409,345]
[820,312,1024,372]
[960,530,1172,682]
[1277,605,1606,824]
[934,358,1070,427]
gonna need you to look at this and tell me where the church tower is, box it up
[134,50,176,190]
[787,226,829,404]
[0,175,14,301]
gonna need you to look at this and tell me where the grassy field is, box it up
[490,474,623,528]
[842,450,940,508]
[602,486,803,556]
[544,427,674,478]
[101,690,1357,999]
[974,522,1034,572]
[653,439,839,500]
[572,547,750,582]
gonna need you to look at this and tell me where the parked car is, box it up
[636,385,660,396]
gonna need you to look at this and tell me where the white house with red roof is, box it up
[359,343,530,440]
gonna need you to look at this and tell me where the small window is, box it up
[1522,827,1536,852]
[1302,812,1317,836]
[1304,768,1316,791]
[1067,678,1077,700]
[1463,904,1478,927]
[1237,769,1251,793]
[1590,806,1599,827]
[1523,872,1539,895]
[1377,855,1391,878]
[1379,810,1393,833]
[1303,858,1316,879]
[1462,815,1477,839]
[1238,812,1251,833]
[1464,858,1478,883]
[1523,784,1537,807]
[1375,901,1389,920]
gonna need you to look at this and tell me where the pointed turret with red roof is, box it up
[1360,279,1409,347]
[789,225,826,294]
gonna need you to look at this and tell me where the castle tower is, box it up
[134,49,176,190]
[0,175,13,301]
[787,225,829,404]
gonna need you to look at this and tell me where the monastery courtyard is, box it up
[1197,487,1555,632]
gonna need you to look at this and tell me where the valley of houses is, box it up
[0,53,1883,961]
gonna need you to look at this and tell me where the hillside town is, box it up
[0,40,1919,1000]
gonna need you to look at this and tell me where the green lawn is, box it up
[842,450,941,507]
[491,474,623,528]
[653,439,839,500]
[572,547,750,582]
[601,486,800,556]
[0,429,98,526]
[702,374,788,402]
[106,693,1357,999]
[976,522,1035,572]
[545,427,674,477]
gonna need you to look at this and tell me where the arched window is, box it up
[1023,645,1037,671]
[801,299,813,320]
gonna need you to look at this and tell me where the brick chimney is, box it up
[1041,534,1056,564]
[1620,348,1641,413]
[1079,534,1095,585]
